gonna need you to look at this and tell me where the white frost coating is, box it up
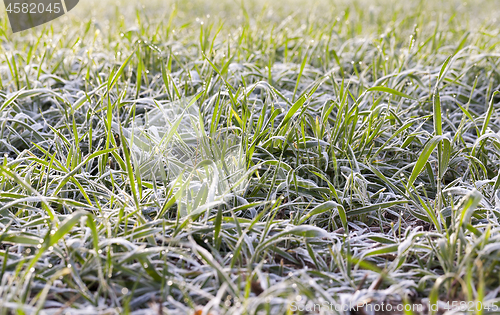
[119,97,247,217]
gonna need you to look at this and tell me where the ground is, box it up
[0,0,500,314]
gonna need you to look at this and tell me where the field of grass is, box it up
[0,0,500,313]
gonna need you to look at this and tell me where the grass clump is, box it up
[0,0,500,313]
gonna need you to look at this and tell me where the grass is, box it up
[0,0,499,313]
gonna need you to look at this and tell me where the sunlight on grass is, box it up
[0,0,499,313]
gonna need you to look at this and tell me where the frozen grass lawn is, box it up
[0,0,500,313]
